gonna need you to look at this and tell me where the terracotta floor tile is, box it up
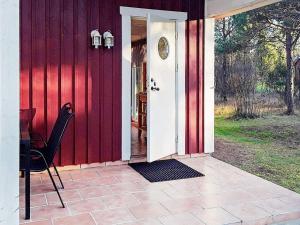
[217,189,258,205]
[79,186,111,199]
[170,179,224,195]
[41,172,72,185]
[101,193,141,209]
[132,190,172,203]
[20,175,42,186]
[95,170,121,178]
[158,212,205,225]
[113,173,145,183]
[18,156,300,225]
[272,211,300,223]
[31,184,54,195]
[85,176,121,186]
[97,166,133,176]
[70,170,100,181]
[160,198,204,214]
[121,218,162,225]
[222,202,272,222]
[141,181,173,192]
[67,198,106,214]
[20,194,47,209]
[167,178,198,189]
[192,207,241,225]
[243,186,282,200]
[163,186,202,199]
[129,203,170,219]
[63,181,89,190]
[19,209,27,224]
[255,198,300,216]
[92,208,135,225]
[53,213,96,225]
[46,190,81,204]
[24,220,52,225]
[30,204,69,221]
[109,182,146,194]
[189,194,223,208]
[242,217,273,225]
[279,195,300,205]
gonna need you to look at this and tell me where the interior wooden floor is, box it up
[131,125,147,158]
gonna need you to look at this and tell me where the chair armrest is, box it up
[20,149,42,158]
[20,149,48,163]
[30,149,49,166]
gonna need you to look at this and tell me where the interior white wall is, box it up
[206,0,281,18]
[0,1,20,225]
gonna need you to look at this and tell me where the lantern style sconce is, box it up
[91,30,102,49]
[103,30,114,49]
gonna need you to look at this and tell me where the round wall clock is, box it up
[158,37,169,60]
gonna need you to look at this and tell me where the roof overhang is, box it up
[205,0,282,18]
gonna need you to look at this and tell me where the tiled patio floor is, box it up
[20,156,300,225]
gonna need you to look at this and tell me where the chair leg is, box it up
[46,167,65,208]
[52,163,64,189]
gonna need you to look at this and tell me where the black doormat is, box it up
[129,159,204,182]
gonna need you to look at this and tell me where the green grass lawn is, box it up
[214,108,300,193]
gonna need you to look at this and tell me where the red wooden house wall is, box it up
[20,0,205,166]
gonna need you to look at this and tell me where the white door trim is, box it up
[120,7,187,20]
[120,6,187,161]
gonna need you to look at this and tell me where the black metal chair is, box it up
[20,103,74,208]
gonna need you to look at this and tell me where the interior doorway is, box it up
[131,18,147,158]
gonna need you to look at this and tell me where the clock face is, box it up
[158,37,169,60]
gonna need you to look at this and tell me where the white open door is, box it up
[147,14,176,162]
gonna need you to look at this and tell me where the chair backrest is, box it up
[45,103,74,164]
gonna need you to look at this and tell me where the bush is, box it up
[229,54,260,119]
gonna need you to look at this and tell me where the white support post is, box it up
[0,1,20,224]
[121,15,132,161]
[176,21,186,156]
[204,18,215,154]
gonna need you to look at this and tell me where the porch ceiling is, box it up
[206,0,282,18]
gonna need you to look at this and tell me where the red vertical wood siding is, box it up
[87,0,101,163]
[47,0,61,164]
[20,0,205,166]
[74,0,88,164]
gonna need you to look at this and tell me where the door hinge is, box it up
[175,32,178,40]
[176,64,178,72]
[175,136,178,143]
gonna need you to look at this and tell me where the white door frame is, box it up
[120,7,187,161]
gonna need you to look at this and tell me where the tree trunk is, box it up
[220,18,228,102]
[285,31,294,115]
[221,53,228,102]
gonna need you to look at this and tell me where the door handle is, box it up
[150,78,159,91]
[151,87,160,91]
